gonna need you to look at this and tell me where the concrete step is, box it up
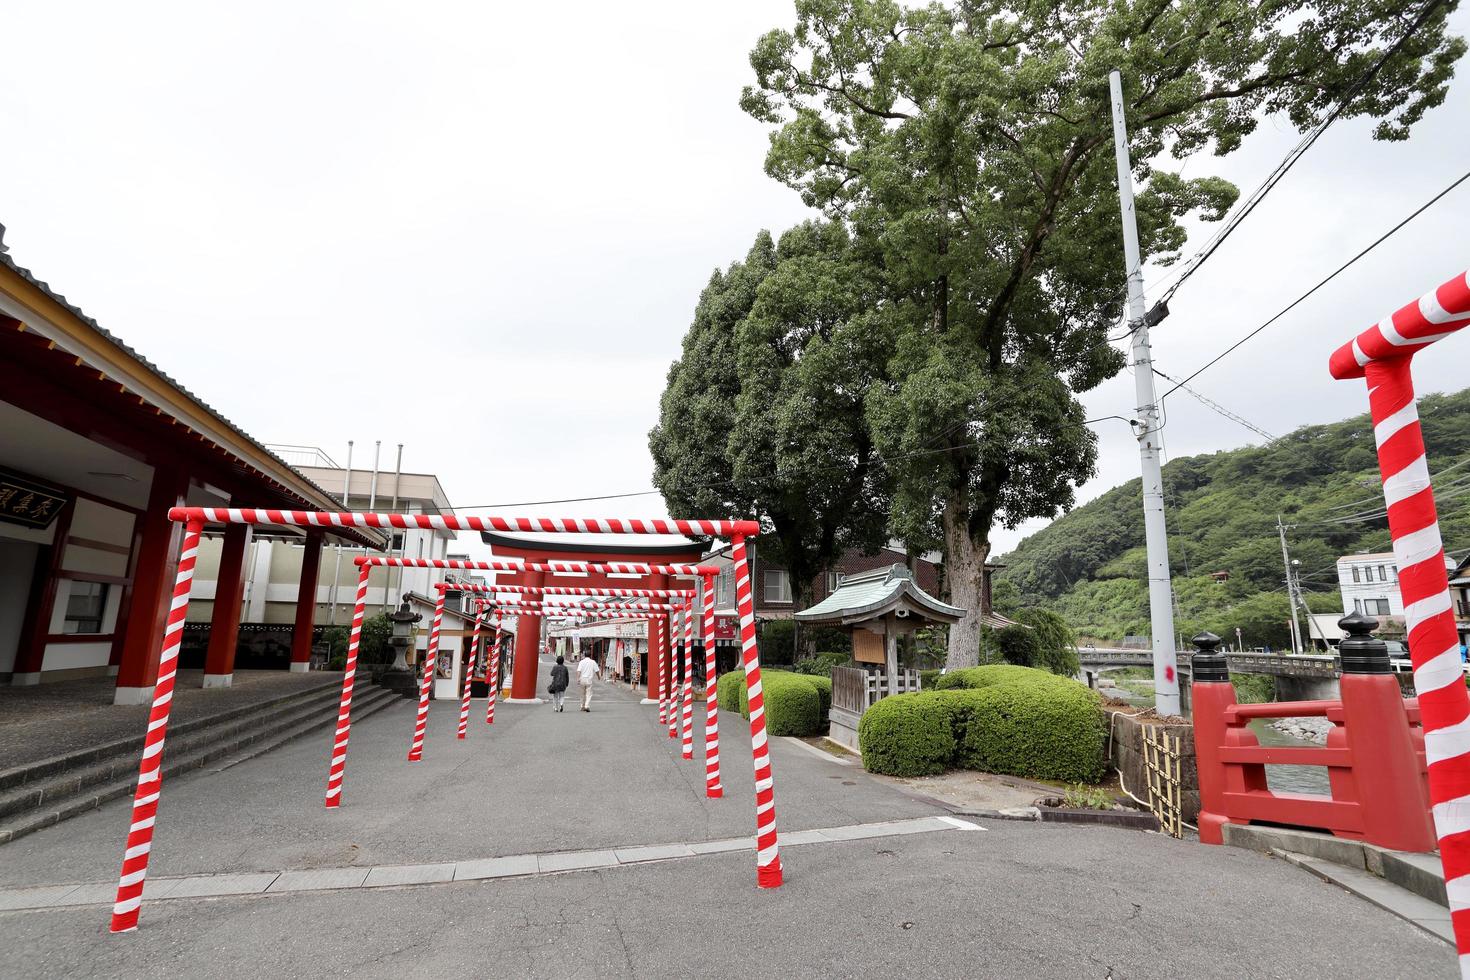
[0,686,400,846]
[1277,850,1454,945]
[0,682,352,821]
[1221,823,1448,908]
[1380,849,1449,907]
[0,675,346,794]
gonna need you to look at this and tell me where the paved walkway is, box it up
[0,659,1457,977]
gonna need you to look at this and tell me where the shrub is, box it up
[857,692,961,776]
[802,625,853,654]
[1232,673,1276,704]
[869,665,1106,783]
[805,675,832,716]
[919,668,942,690]
[1015,608,1082,677]
[717,669,745,712]
[792,652,850,677]
[734,670,822,736]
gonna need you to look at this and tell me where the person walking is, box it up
[576,650,601,712]
[548,655,569,713]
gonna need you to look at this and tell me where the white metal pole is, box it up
[1109,70,1180,716]
[368,440,381,612]
[1277,517,1304,654]
[390,443,404,601]
[328,439,353,625]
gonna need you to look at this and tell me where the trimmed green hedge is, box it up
[716,669,745,713]
[857,692,960,776]
[718,669,829,737]
[919,669,941,690]
[861,665,1106,783]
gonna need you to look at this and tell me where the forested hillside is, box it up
[995,388,1470,647]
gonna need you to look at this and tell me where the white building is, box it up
[1336,550,1458,624]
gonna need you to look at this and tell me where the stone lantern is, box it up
[380,596,422,699]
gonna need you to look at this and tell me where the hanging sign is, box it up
[0,467,70,530]
[714,616,737,640]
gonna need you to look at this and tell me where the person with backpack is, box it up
[548,655,570,712]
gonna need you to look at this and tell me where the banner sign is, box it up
[0,467,69,530]
[714,616,737,640]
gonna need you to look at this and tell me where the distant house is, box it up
[1336,550,1460,638]
[1453,554,1470,648]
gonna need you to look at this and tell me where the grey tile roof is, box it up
[795,564,964,625]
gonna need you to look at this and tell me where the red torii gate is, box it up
[1329,268,1470,966]
[109,510,778,936]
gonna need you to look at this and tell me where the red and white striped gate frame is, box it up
[487,609,504,724]
[667,604,681,741]
[407,589,446,762]
[110,511,768,934]
[458,606,483,739]
[680,599,696,760]
[731,535,782,886]
[457,583,698,599]
[325,563,371,809]
[701,575,723,798]
[1329,269,1470,970]
[358,555,721,577]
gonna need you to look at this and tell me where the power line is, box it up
[1159,165,1470,399]
[1152,368,1276,442]
[1156,0,1452,307]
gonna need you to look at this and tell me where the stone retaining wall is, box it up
[1107,707,1199,824]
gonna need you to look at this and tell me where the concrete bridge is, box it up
[1078,647,1429,707]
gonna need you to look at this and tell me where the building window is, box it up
[390,532,404,551]
[826,571,845,593]
[63,581,109,634]
[1351,566,1360,583]
[1366,598,1391,616]
[1353,599,1363,614]
[763,569,792,604]
[716,567,734,609]
[1377,565,1388,582]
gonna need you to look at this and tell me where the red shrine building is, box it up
[481,532,707,701]
[0,225,380,701]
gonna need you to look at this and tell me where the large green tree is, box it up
[650,222,892,613]
[742,0,1462,667]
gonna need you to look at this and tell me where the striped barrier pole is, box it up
[1329,269,1470,970]
[667,606,680,740]
[486,609,503,724]
[458,606,483,739]
[109,518,204,933]
[324,564,371,807]
[175,509,760,539]
[680,599,695,760]
[702,574,723,797]
[656,613,668,726]
[408,590,445,761]
[359,555,721,577]
[732,534,782,887]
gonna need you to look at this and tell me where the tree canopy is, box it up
[650,222,893,611]
[741,0,1463,666]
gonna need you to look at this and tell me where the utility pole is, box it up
[1110,70,1180,716]
[1277,517,1304,654]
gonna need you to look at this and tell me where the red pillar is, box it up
[509,568,545,700]
[203,524,252,687]
[113,467,188,705]
[290,531,324,672]
[10,498,74,685]
[643,571,668,704]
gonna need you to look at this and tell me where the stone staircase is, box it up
[1223,824,1451,944]
[0,679,401,846]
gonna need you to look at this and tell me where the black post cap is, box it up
[1338,612,1390,674]
[1191,631,1229,683]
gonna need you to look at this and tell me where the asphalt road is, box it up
[0,662,1454,978]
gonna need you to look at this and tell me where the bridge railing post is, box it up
[1334,612,1436,852]
[1190,631,1239,845]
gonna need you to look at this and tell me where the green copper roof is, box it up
[794,564,964,626]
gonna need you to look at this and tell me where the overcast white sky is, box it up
[2,3,1467,562]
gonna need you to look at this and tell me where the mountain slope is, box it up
[995,388,1470,645]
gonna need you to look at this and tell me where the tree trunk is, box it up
[943,500,990,670]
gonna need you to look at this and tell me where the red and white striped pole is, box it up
[408,590,444,761]
[701,574,723,798]
[324,564,371,807]
[1330,269,1470,970]
[656,613,668,726]
[667,605,680,740]
[486,609,503,724]
[458,605,483,739]
[731,534,782,886]
[680,599,695,760]
[109,518,204,933]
